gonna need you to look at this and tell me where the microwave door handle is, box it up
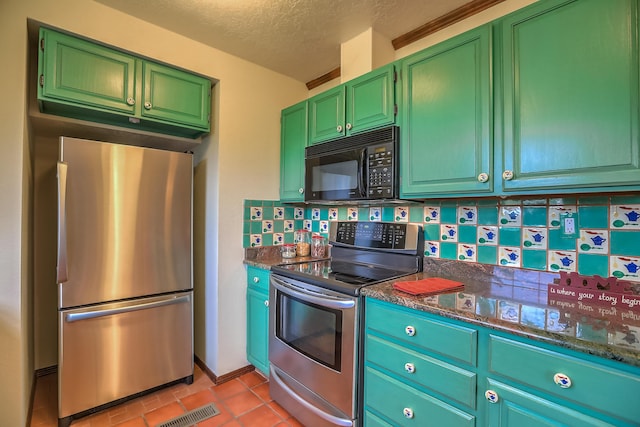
[358,149,367,197]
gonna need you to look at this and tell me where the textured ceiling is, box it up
[94,0,471,83]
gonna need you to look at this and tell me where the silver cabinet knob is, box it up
[485,390,499,403]
[346,123,353,130]
[478,173,489,183]
[405,325,415,336]
[253,276,260,283]
[336,125,343,133]
[404,363,416,374]
[264,300,269,307]
[553,373,571,388]
[144,101,152,110]
[126,97,135,106]
[502,170,514,180]
[298,187,304,194]
[403,408,414,419]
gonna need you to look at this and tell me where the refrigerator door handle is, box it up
[57,162,68,284]
[65,294,191,323]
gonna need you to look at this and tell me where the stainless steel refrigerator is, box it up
[56,137,194,427]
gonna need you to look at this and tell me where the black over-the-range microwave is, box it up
[305,126,399,202]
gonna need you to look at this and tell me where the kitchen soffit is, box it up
[94,0,488,84]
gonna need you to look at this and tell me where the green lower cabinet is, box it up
[38,27,210,139]
[279,101,308,202]
[500,0,640,193]
[483,378,619,427]
[246,266,270,376]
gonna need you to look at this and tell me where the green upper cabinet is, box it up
[280,101,308,202]
[500,0,640,192]
[400,25,492,199]
[142,61,211,130]
[38,27,211,139]
[308,64,396,145]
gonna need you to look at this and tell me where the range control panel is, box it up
[330,221,421,251]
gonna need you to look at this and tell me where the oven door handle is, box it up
[270,365,354,427]
[271,276,355,309]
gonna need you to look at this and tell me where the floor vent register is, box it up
[157,403,220,427]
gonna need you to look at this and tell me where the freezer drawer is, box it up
[58,291,193,420]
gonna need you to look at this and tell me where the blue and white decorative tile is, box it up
[319,221,329,233]
[294,207,305,220]
[578,229,608,254]
[458,244,477,262]
[456,293,476,311]
[424,206,440,224]
[499,246,521,267]
[273,233,284,246]
[458,206,477,225]
[441,224,458,242]
[394,206,409,222]
[284,220,295,232]
[548,206,576,228]
[523,227,547,250]
[250,207,263,221]
[369,207,381,221]
[347,208,358,221]
[611,205,640,229]
[477,226,498,246]
[274,206,284,220]
[262,220,273,233]
[499,206,522,226]
[610,255,640,282]
[311,208,321,220]
[303,220,312,231]
[425,241,440,258]
[548,250,576,272]
[498,301,520,323]
[250,234,262,247]
[328,208,338,221]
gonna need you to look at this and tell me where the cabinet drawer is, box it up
[366,334,476,409]
[366,299,477,365]
[246,266,270,292]
[364,366,475,427]
[489,335,640,424]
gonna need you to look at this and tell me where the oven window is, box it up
[275,292,342,371]
[311,160,357,192]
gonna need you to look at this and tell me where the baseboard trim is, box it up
[194,355,255,385]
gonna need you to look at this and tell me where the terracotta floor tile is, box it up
[211,379,249,400]
[144,402,185,427]
[113,417,147,427]
[251,383,272,402]
[221,390,263,417]
[237,404,283,427]
[218,420,242,427]
[285,415,305,427]
[238,371,267,388]
[180,389,218,411]
[194,408,233,427]
[267,401,290,420]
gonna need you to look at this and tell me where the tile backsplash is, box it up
[243,195,640,282]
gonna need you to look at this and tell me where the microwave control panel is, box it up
[367,142,395,198]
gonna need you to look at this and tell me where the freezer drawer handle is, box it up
[56,162,68,283]
[65,295,191,323]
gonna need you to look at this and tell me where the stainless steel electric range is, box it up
[269,221,424,427]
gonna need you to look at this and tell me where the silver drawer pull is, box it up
[405,325,416,336]
[553,373,572,388]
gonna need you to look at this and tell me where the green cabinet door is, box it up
[400,26,492,198]
[38,27,137,116]
[308,64,397,145]
[309,85,346,144]
[280,101,308,202]
[246,267,270,376]
[500,0,640,192]
[142,61,211,130]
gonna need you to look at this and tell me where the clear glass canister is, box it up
[294,229,311,256]
[280,243,296,259]
[311,235,327,258]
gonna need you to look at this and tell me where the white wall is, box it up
[2,0,307,425]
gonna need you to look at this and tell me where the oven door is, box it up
[269,274,358,425]
[305,147,366,201]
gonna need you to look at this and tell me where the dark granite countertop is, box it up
[244,246,326,270]
[361,259,640,368]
